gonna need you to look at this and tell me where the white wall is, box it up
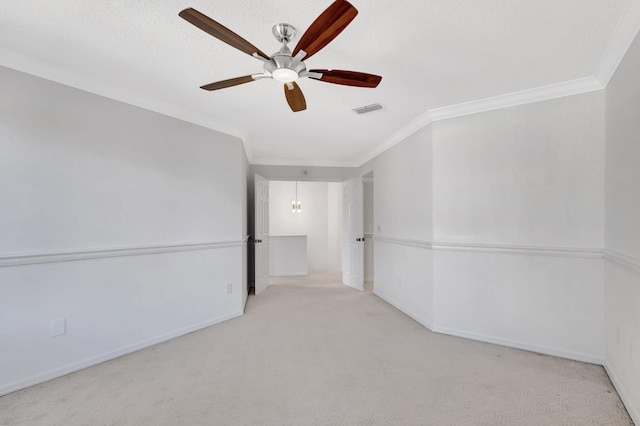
[269,236,307,276]
[268,181,342,274]
[361,90,606,362]
[361,125,435,326]
[363,178,374,282]
[604,27,640,423]
[0,66,247,395]
[364,127,433,243]
[241,152,249,309]
[327,182,343,273]
[434,250,603,360]
[432,92,605,362]
[432,93,605,248]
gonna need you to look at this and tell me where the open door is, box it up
[254,174,270,295]
[342,177,364,291]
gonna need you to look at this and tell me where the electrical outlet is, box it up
[377,224,382,233]
[227,283,233,294]
[397,277,402,288]
[52,318,66,337]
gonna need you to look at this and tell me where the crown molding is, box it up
[356,109,434,166]
[1,56,247,143]
[4,53,261,163]
[594,0,640,87]
[356,3,640,169]
[356,76,603,166]
[427,77,603,121]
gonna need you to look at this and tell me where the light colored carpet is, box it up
[0,275,632,425]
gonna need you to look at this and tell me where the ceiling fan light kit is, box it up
[179,0,382,112]
[272,67,299,83]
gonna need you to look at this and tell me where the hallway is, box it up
[0,276,631,425]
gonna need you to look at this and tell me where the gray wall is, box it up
[604,27,640,422]
[0,66,248,395]
[363,177,374,281]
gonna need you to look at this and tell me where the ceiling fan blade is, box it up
[200,75,255,91]
[179,8,270,60]
[284,82,307,112]
[308,69,382,88]
[292,0,358,61]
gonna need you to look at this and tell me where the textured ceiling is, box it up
[0,0,631,166]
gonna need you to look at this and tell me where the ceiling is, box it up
[0,0,634,166]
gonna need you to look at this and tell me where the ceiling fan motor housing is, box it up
[267,24,307,83]
[270,47,307,82]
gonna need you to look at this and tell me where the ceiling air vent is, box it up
[352,103,382,115]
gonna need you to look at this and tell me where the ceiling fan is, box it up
[179,0,382,112]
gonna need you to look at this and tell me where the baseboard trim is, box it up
[344,280,364,292]
[604,363,640,425]
[0,240,244,268]
[374,289,603,365]
[373,288,604,365]
[432,325,604,365]
[270,272,309,277]
[0,311,243,397]
[374,290,434,331]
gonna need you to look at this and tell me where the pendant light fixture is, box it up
[291,181,302,213]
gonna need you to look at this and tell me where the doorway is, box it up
[250,175,371,295]
[267,180,343,279]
